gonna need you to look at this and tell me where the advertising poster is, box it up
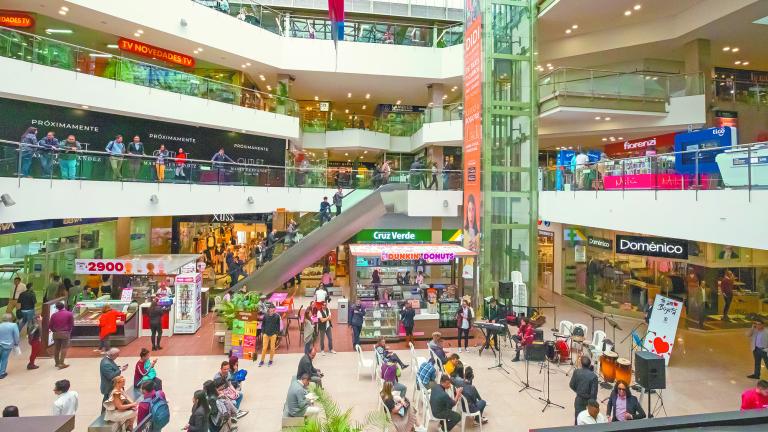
[462,1,482,256]
[643,294,683,365]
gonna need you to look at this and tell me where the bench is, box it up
[87,414,120,432]
[281,416,305,430]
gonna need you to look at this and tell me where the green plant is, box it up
[289,386,389,432]
[213,292,264,329]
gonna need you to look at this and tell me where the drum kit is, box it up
[546,333,572,364]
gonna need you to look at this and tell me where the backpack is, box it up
[148,394,170,430]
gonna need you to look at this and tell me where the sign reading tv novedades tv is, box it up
[616,235,688,260]
[0,97,285,166]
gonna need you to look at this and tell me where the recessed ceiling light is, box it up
[362,105,366,110]
[106,44,118,49]
[546,63,552,67]
[266,85,272,91]
[344,152,349,156]
[594,116,601,120]
[60,6,69,12]
[568,146,573,150]
[58,10,66,15]
[364,150,368,154]
[81,105,89,109]
[365,93,370,99]
[735,61,742,65]
[442,95,448,99]
[722,46,731,51]
[743,61,750,66]
[633,4,642,10]
[345,109,349,113]
[565,29,572,34]
[134,32,141,37]
[347,159,352,162]
[618,137,625,140]
[314,96,319,100]
[731,47,740,53]
[602,138,607,141]
[88,53,112,58]
[246,62,251,66]
[259,74,265,81]
[604,117,611,121]
[45,29,73,34]
[624,10,632,16]
[197,47,203,52]
[136,29,144,34]
[241,65,246,68]
[347,92,352,98]
[396,100,401,104]
[572,24,578,29]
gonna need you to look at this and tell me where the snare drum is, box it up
[615,358,632,385]
[545,340,557,361]
[600,351,619,383]
[555,339,570,362]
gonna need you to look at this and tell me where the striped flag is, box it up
[328,0,344,42]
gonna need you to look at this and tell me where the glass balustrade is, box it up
[300,103,461,135]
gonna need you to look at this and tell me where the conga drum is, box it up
[600,351,618,383]
[615,358,632,385]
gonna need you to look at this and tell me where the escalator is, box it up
[232,183,409,294]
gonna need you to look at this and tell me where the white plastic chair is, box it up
[409,342,427,376]
[587,330,607,359]
[355,344,375,381]
[426,400,448,432]
[459,395,483,432]
[558,320,574,337]
[428,347,445,372]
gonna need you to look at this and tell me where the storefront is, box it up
[349,243,476,341]
[561,226,768,331]
[538,229,555,291]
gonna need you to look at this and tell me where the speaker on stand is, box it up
[634,351,666,418]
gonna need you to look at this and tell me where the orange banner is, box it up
[0,11,34,28]
[117,37,195,67]
[462,11,482,255]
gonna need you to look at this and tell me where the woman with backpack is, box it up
[137,380,169,431]
[185,390,210,431]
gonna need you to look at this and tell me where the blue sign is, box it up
[674,126,737,175]
[0,218,116,235]
[555,149,576,190]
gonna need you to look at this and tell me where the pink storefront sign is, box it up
[603,173,703,190]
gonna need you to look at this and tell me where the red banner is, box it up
[0,11,34,28]
[604,132,677,158]
[462,9,482,254]
[117,37,195,67]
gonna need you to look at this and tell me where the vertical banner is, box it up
[643,294,683,365]
[462,1,482,256]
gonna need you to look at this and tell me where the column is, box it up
[427,83,446,122]
[683,39,712,124]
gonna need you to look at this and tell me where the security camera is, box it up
[150,194,159,204]
[1,193,15,207]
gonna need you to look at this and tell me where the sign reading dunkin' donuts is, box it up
[117,37,195,67]
[615,235,688,260]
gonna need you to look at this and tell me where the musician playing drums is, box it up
[569,356,598,424]
[482,298,503,351]
[511,316,534,361]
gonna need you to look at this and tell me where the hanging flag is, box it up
[328,0,344,42]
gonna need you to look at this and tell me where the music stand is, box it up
[488,325,510,374]
[605,315,622,346]
[619,321,647,392]
[538,357,564,412]
[518,346,541,393]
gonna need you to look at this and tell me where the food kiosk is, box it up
[74,254,203,343]
[348,244,477,341]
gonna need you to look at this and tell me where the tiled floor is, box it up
[0,289,761,432]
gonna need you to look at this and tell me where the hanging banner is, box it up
[462,1,482,256]
[643,294,683,365]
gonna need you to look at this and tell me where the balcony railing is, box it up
[300,103,462,135]
[193,0,463,47]
[539,141,768,193]
[0,140,463,190]
[0,27,299,116]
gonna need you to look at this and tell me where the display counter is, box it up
[360,305,399,341]
[71,300,139,347]
[718,291,761,316]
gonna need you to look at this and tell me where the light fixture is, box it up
[633,4,642,10]
[88,53,113,58]
[396,100,401,105]
[364,150,368,154]
[572,24,578,29]
[722,46,731,51]
[136,29,144,34]
[624,10,632,16]
[0,194,16,207]
[344,152,349,156]
[732,47,740,52]
[362,105,366,110]
[365,93,370,99]
[134,32,141,37]
[347,92,352,98]
[743,61,750,66]
[442,95,448,100]
[565,29,572,34]
[150,194,159,204]
[106,44,118,49]
[197,47,203,52]
[266,85,272,91]
[568,146,573,150]
[81,105,89,109]
[259,74,265,81]
[604,117,611,121]
[594,116,601,120]
[609,136,616,141]
[45,29,73,34]
[58,10,66,15]
[241,64,246,68]
[347,159,352,162]
[247,196,254,204]
[60,6,69,12]
[345,109,349,113]
[602,138,607,142]
[246,62,251,66]
[314,96,319,101]
[618,137,624,140]
[735,61,742,65]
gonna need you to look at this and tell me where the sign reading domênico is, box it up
[615,235,688,259]
[356,229,431,242]
[587,236,612,249]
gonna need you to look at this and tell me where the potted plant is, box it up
[287,386,389,432]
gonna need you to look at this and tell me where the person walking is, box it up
[722,269,735,321]
[36,131,59,177]
[16,282,36,333]
[105,135,126,180]
[316,303,335,354]
[27,315,42,370]
[97,305,125,354]
[349,301,365,348]
[302,307,315,355]
[0,313,20,379]
[259,304,280,367]
[50,301,74,369]
[175,147,187,180]
[319,197,332,224]
[148,298,167,351]
[155,144,169,182]
[19,127,38,177]
[58,135,81,180]
[52,379,79,416]
[747,319,768,379]
[185,390,210,431]
[400,302,415,346]
[569,357,599,424]
[332,187,343,216]
[100,348,129,403]
[127,135,146,180]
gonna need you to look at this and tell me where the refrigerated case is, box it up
[174,272,202,334]
[360,306,399,341]
[438,299,459,328]
[71,300,139,346]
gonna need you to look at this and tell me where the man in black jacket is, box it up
[296,346,323,388]
[259,304,281,367]
[569,356,598,424]
[16,284,36,333]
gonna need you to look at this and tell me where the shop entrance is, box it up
[538,230,554,291]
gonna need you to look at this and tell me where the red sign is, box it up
[117,37,195,67]
[604,132,677,157]
[0,11,34,28]
[462,12,482,255]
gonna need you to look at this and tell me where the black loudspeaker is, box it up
[499,281,514,298]
[634,351,666,390]
[534,328,544,341]
[525,341,546,361]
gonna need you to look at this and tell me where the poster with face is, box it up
[462,7,482,256]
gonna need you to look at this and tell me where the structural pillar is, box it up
[683,39,713,125]
[427,83,446,122]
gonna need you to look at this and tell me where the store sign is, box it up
[75,258,171,275]
[587,236,612,249]
[604,132,677,157]
[0,217,116,235]
[643,294,683,365]
[356,229,431,242]
[615,235,688,259]
[318,102,330,112]
[0,11,34,28]
[380,252,455,263]
[117,37,195,67]
[211,214,235,222]
[714,110,738,128]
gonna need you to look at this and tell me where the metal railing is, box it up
[539,141,768,195]
[300,103,461,135]
[538,68,705,102]
[0,27,299,116]
[193,0,463,47]
[713,78,768,108]
[0,139,464,190]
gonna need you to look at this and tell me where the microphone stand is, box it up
[519,347,541,393]
[538,358,564,412]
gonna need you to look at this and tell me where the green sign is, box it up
[355,229,432,242]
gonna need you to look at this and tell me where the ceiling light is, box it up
[565,29,572,34]
[735,61,742,65]
[624,10,632,16]
[106,44,118,49]
[396,100,401,105]
[344,152,349,156]
[602,138,607,142]
[604,117,611,121]
[60,6,69,12]
[345,109,349,113]
[58,10,66,15]
[134,32,141,37]
[594,116,601,120]
[442,95,448,99]
[362,105,366,110]
[609,137,616,141]
[546,63,552,67]
[81,105,89,109]
[722,46,731,51]
[88,53,113,58]
[136,29,144,34]
[197,47,203,52]
[572,24,578,29]
[347,92,352,98]
[266,85,272,91]
[568,146,573,150]
[732,47,740,52]
[633,4,642,10]
[743,61,750,66]
[347,159,351,162]
[45,29,73,34]
[618,137,625,140]
[314,96,318,101]
[364,150,368,154]
[241,65,246,68]
[246,62,251,66]
[365,93,370,99]
[259,74,265,81]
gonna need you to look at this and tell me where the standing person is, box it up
[429,374,462,432]
[371,269,381,298]
[747,319,768,379]
[259,304,280,367]
[52,379,79,416]
[127,135,146,180]
[6,277,26,314]
[569,356,598,424]
[37,131,59,177]
[456,298,473,353]
[321,267,333,288]
[175,147,187,180]
[722,269,735,321]
[332,187,343,216]
[211,148,235,183]
[148,298,167,351]
[741,380,768,410]
[302,306,315,355]
[296,347,323,388]
[103,376,137,431]
[265,228,277,262]
[319,197,332,224]
[185,389,210,432]
[577,399,607,425]
[100,348,129,403]
[19,126,38,177]
[606,381,646,422]
[26,315,42,370]
[316,303,335,354]
[50,301,74,369]
[0,313,20,379]
[400,302,415,346]
[105,135,126,180]
[137,380,169,430]
[442,156,452,190]
[134,348,158,389]
[16,282,36,333]
[349,300,365,348]
[427,161,438,190]
[97,305,125,354]
[381,159,391,185]
[155,144,169,182]
[58,135,81,180]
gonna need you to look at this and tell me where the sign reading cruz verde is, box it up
[355,229,431,242]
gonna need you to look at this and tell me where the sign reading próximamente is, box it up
[615,235,688,260]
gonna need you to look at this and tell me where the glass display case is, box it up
[438,299,459,328]
[71,300,139,346]
[360,306,399,341]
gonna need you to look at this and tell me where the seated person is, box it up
[606,381,646,422]
[577,399,607,425]
[512,316,534,362]
[297,347,324,388]
[449,361,465,387]
[416,358,437,389]
[444,354,460,376]
[104,376,137,431]
[427,332,448,364]
[380,381,419,432]
[137,380,167,426]
[461,367,488,425]
[741,380,768,411]
[429,374,462,432]
[284,373,321,419]
[213,360,248,418]
[381,358,408,398]
[134,348,158,389]
[375,337,408,369]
